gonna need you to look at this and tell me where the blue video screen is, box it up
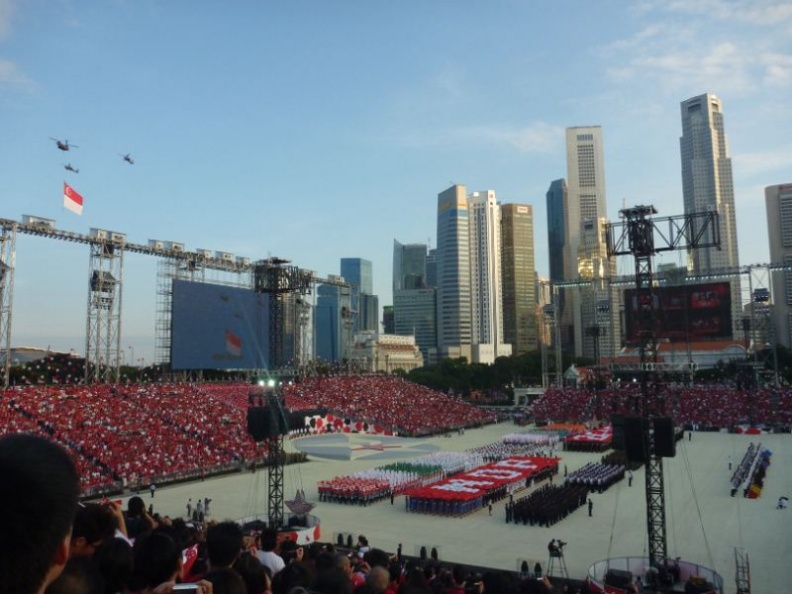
[171,279,269,370]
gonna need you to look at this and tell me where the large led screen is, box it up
[171,279,269,370]
[624,282,732,343]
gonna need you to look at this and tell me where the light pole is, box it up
[128,345,135,368]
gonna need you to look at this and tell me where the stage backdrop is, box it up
[171,279,270,370]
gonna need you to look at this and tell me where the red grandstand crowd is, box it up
[0,376,495,496]
[532,384,792,428]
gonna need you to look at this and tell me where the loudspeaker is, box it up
[269,407,288,435]
[653,417,676,458]
[624,417,647,462]
[247,407,277,441]
[611,415,625,450]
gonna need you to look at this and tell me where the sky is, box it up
[1,0,791,364]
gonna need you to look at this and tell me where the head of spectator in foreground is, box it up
[258,527,278,552]
[0,433,80,594]
[234,551,271,594]
[130,532,182,592]
[70,502,118,558]
[364,566,390,594]
[205,567,247,594]
[93,537,134,594]
[206,521,244,569]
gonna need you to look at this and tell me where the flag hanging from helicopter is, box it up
[63,182,84,215]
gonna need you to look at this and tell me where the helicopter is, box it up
[120,153,134,165]
[63,163,79,173]
[50,138,78,151]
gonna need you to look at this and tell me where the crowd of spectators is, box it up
[531,385,792,429]
[0,375,496,497]
[280,375,497,436]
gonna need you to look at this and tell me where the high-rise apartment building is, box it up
[680,93,741,337]
[436,184,472,361]
[501,203,537,354]
[468,190,510,362]
[765,183,792,346]
[564,127,612,359]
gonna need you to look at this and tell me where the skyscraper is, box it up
[565,126,611,358]
[501,203,537,354]
[393,241,427,291]
[468,190,510,361]
[680,93,741,337]
[546,179,572,351]
[436,184,472,361]
[392,240,437,360]
[340,258,377,332]
[315,280,352,363]
[765,183,792,347]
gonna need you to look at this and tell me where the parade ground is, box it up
[111,422,792,593]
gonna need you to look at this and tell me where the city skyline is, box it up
[2,1,790,362]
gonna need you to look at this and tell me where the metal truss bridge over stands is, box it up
[0,215,350,386]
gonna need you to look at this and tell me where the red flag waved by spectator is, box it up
[63,182,84,215]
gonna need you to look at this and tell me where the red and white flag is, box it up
[63,182,84,215]
[225,330,242,357]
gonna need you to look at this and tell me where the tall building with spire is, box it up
[680,93,741,337]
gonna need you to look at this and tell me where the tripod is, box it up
[547,548,569,579]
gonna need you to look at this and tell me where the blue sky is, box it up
[2,0,791,363]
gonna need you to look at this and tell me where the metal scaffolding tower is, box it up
[606,206,719,580]
[253,258,312,371]
[85,238,124,383]
[154,257,206,365]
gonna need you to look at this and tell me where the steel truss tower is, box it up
[154,258,206,366]
[607,206,719,579]
[0,224,16,387]
[253,258,312,371]
[253,258,311,528]
[85,240,124,383]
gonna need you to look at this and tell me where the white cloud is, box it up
[607,1,792,93]
[633,0,792,26]
[733,147,792,177]
[0,58,33,89]
[452,122,564,154]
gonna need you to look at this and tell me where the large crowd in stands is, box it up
[280,376,497,436]
[0,375,496,496]
[532,385,792,429]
